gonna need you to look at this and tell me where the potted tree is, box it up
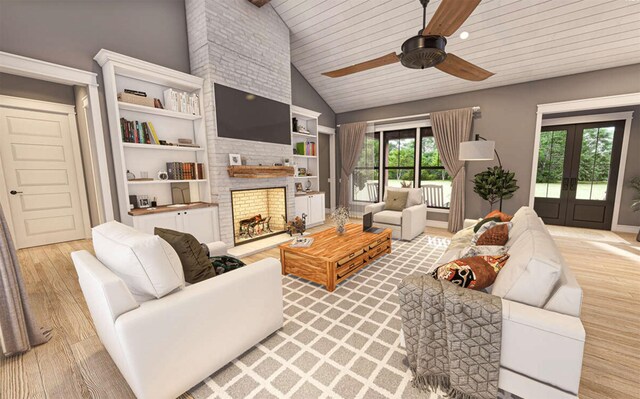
[472,166,519,212]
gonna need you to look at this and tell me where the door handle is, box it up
[9,190,23,195]
[562,178,570,191]
[569,178,577,191]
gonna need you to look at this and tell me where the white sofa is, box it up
[364,187,427,240]
[403,207,586,399]
[71,222,283,399]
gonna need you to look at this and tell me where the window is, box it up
[419,127,451,208]
[352,132,380,202]
[383,129,415,197]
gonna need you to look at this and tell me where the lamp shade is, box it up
[459,140,495,161]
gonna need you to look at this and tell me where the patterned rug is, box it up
[189,234,519,399]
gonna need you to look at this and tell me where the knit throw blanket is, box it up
[398,274,502,399]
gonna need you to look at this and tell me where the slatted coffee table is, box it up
[279,223,392,291]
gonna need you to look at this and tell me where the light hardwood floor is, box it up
[1,224,639,399]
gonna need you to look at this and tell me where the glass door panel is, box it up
[535,129,568,199]
[575,126,615,201]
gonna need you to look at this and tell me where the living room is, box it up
[0,1,639,399]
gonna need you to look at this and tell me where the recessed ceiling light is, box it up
[460,31,470,40]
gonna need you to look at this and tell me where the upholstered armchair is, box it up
[364,187,427,240]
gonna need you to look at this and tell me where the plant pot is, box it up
[336,224,346,235]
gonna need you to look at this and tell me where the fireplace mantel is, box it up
[227,165,295,178]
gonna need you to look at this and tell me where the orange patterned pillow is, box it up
[485,210,513,222]
[432,254,510,290]
[476,223,509,246]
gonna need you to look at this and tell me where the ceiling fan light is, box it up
[459,31,470,40]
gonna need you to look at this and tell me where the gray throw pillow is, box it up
[155,227,216,284]
[384,190,409,211]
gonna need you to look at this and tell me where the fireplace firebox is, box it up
[230,187,287,245]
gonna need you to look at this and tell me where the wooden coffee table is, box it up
[279,223,392,291]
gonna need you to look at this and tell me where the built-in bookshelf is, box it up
[291,105,321,193]
[95,50,212,226]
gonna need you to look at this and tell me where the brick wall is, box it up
[186,0,293,245]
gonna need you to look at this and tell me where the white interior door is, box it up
[0,97,90,248]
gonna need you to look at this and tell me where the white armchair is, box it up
[72,241,283,399]
[364,187,427,240]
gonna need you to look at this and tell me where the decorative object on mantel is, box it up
[331,206,350,235]
[630,176,640,241]
[229,154,242,166]
[227,165,295,179]
[283,214,306,236]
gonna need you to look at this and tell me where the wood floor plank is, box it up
[70,335,135,399]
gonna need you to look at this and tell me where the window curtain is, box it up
[0,203,51,357]
[430,108,474,232]
[338,122,367,208]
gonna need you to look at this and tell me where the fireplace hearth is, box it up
[231,187,287,245]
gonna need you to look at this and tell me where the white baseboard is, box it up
[426,220,448,229]
[612,224,639,233]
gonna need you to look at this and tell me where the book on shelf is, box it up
[120,118,160,145]
[295,140,316,156]
[163,88,200,116]
[166,162,205,180]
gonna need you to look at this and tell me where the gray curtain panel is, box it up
[338,122,367,207]
[0,204,51,357]
[431,108,473,232]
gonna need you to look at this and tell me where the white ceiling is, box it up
[271,0,640,113]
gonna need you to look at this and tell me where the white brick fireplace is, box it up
[186,0,294,245]
[231,187,287,245]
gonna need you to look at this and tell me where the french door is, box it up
[534,120,624,230]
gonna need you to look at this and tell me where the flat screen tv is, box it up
[214,84,291,145]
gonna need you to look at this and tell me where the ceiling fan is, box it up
[321,0,494,81]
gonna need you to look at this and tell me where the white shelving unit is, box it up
[291,105,325,227]
[96,50,218,241]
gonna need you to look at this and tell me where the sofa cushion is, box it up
[432,254,510,290]
[155,227,216,284]
[384,190,409,211]
[92,221,184,302]
[491,230,562,307]
[471,221,512,245]
[373,210,403,225]
[508,207,546,245]
[473,216,502,232]
[485,210,513,222]
[459,245,507,258]
[476,224,510,246]
[385,187,422,207]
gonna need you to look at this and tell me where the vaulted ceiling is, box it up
[271,0,640,113]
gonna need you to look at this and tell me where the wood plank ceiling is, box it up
[271,0,640,113]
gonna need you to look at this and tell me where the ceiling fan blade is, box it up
[422,0,481,37]
[321,53,400,78]
[436,53,494,81]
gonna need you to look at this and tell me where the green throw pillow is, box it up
[155,227,216,284]
[473,216,502,233]
[384,190,409,211]
[211,255,246,275]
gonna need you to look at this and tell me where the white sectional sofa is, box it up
[405,207,586,399]
[71,222,283,399]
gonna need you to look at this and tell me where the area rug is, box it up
[189,234,520,399]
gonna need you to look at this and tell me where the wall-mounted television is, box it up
[214,83,291,145]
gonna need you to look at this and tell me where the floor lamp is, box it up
[459,134,506,211]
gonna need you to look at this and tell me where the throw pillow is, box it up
[432,254,510,290]
[155,227,216,284]
[485,210,513,222]
[459,245,507,258]
[384,190,409,211]
[211,255,246,275]
[471,220,512,245]
[473,216,502,233]
[476,224,509,246]
[92,221,185,302]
